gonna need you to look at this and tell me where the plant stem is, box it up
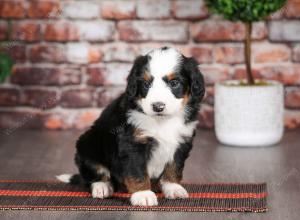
[245,22,254,85]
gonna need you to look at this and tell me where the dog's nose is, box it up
[152,102,165,113]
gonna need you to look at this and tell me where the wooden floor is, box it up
[0,129,299,220]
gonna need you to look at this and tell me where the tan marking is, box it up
[143,72,151,82]
[181,86,191,107]
[161,163,182,183]
[124,176,151,193]
[182,92,190,106]
[166,72,176,81]
[133,128,148,144]
[94,164,111,182]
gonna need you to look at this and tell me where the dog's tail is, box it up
[56,174,81,185]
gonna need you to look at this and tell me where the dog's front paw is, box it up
[91,181,114,199]
[130,190,158,206]
[161,182,189,199]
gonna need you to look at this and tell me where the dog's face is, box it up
[126,47,205,118]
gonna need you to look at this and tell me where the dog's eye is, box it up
[143,81,152,89]
[169,79,180,88]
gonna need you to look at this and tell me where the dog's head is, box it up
[126,47,205,119]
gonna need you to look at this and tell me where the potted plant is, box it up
[204,0,287,146]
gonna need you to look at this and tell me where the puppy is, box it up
[57,47,205,206]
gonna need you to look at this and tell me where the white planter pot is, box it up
[214,80,284,147]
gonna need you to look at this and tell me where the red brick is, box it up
[28,1,61,18]
[285,110,300,129]
[0,1,25,18]
[11,66,81,86]
[60,67,82,85]
[200,65,230,85]
[258,65,300,85]
[1,44,26,62]
[191,21,266,42]
[0,21,7,40]
[0,110,42,131]
[11,67,60,85]
[293,44,300,62]
[233,67,262,81]
[197,104,214,129]
[189,46,213,64]
[61,89,94,108]
[29,44,66,63]
[86,67,105,86]
[119,21,188,43]
[285,87,300,109]
[11,67,54,85]
[87,63,131,86]
[191,21,245,42]
[101,1,136,20]
[285,0,300,18]
[172,0,208,20]
[252,43,291,63]
[12,22,41,42]
[88,48,102,63]
[44,22,79,42]
[233,65,300,85]
[214,44,244,64]
[137,0,170,19]
[97,87,124,107]
[22,88,59,109]
[0,88,20,107]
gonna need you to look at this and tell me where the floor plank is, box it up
[0,129,299,220]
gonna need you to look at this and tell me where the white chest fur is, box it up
[127,110,197,178]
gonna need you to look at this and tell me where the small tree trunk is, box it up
[244,22,255,85]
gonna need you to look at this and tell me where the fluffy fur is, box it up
[57,47,205,206]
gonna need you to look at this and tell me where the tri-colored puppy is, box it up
[57,47,205,206]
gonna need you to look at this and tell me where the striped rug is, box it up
[0,180,267,212]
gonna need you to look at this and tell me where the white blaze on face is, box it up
[138,48,184,116]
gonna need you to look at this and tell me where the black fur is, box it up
[182,57,205,122]
[72,47,205,194]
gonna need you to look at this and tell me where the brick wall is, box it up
[0,0,300,132]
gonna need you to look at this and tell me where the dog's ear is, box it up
[126,55,148,98]
[183,57,205,101]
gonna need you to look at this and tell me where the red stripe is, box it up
[0,190,267,199]
[0,205,267,212]
[0,190,91,197]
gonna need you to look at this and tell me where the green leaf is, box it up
[0,52,13,83]
[204,0,287,22]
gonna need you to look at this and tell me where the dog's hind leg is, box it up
[89,164,114,199]
[79,160,114,199]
